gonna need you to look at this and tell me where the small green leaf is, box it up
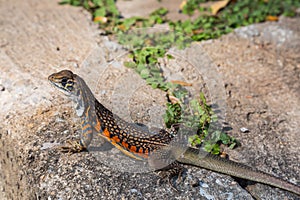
[124,61,136,68]
[59,0,71,5]
[94,7,106,17]
[140,69,150,79]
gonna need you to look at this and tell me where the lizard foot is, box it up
[58,140,87,153]
[155,161,184,192]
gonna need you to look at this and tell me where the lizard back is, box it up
[94,99,174,159]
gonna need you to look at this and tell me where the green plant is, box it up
[59,0,299,154]
[181,0,209,16]
[60,0,120,21]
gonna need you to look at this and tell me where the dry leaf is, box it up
[211,0,231,15]
[192,29,204,34]
[94,16,108,23]
[171,80,193,86]
[266,15,279,21]
[220,151,228,158]
[179,0,187,10]
[117,24,126,31]
[168,95,180,104]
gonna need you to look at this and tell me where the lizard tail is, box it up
[176,147,300,195]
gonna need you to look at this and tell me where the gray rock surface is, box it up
[0,0,299,199]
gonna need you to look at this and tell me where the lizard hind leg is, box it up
[154,161,185,192]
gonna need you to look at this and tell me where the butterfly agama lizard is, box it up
[48,70,300,196]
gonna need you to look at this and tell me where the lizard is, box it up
[48,69,300,196]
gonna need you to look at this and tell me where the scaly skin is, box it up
[177,147,300,195]
[48,70,300,196]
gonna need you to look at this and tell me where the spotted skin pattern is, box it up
[49,70,300,196]
[48,70,173,160]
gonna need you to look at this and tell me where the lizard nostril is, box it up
[48,75,53,81]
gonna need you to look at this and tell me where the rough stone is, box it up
[0,0,299,199]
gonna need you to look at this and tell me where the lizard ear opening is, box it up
[63,79,74,92]
[66,85,74,91]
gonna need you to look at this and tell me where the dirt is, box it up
[0,0,299,199]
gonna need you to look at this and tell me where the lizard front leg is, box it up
[59,139,87,153]
[59,115,96,153]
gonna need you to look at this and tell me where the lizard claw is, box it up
[58,140,87,153]
[156,174,180,192]
[155,162,184,192]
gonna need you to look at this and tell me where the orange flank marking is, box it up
[122,141,129,149]
[94,119,101,132]
[138,148,144,154]
[111,136,120,143]
[103,128,111,138]
[100,127,149,160]
[137,148,149,158]
[110,140,144,160]
[130,145,137,153]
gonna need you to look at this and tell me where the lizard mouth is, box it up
[48,80,71,96]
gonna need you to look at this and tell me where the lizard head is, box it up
[48,70,78,96]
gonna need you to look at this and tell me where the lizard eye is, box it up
[61,77,68,87]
